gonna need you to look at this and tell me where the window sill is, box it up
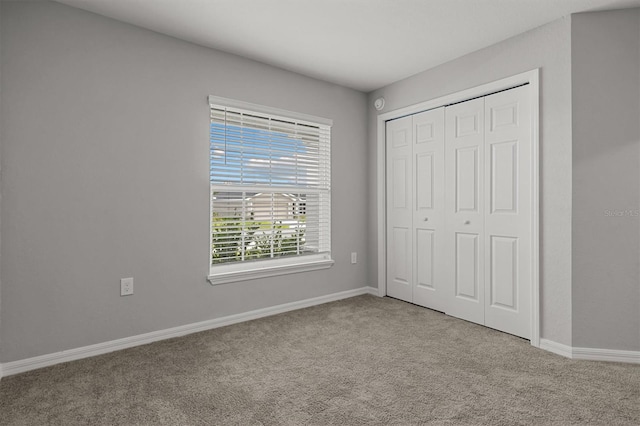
[208,255,334,285]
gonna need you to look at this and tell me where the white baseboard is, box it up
[539,338,573,358]
[540,338,640,364]
[572,347,640,363]
[366,286,379,296]
[0,286,377,378]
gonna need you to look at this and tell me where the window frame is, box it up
[207,96,334,285]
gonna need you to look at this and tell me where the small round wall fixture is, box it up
[374,97,385,111]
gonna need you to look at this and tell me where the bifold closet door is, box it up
[386,84,532,339]
[444,98,486,325]
[412,108,446,312]
[483,85,531,339]
[443,86,531,339]
[386,108,446,310]
[386,115,413,303]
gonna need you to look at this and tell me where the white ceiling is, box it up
[54,0,640,92]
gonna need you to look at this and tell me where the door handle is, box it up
[464,220,470,225]
[424,217,429,221]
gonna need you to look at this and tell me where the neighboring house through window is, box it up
[208,96,333,284]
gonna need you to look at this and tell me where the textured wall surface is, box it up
[0,1,368,362]
[572,9,640,351]
[0,0,3,362]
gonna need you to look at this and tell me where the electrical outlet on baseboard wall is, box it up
[351,252,357,264]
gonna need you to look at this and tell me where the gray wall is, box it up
[0,1,368,362]
[571,9,640,351]
[0,0,2,361]
[367,18,574,345]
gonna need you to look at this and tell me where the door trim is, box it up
[376,69,540,347]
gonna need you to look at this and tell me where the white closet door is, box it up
[386,116,413,303]
[444,98,485,324]
[483,85,531,339]
[412,108,446,312]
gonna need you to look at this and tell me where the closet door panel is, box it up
[484,85,531,339]
[412,108,446,312]
[445,98,485,324]
[455,146,479,212]
[490,140,518,215]
[455,232,480,301]
[386,116,413,303]
[416,229,435,289]
[416,153,434,209]
[489,236,518,309]
[392,227,411,283]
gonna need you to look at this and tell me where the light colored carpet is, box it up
[1,295,639,425]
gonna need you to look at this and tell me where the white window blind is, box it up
[208,96,332,283]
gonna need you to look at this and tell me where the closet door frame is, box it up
[376,69,540,347]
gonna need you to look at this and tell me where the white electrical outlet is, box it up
[351,252,357,264]
[120,277,134,296]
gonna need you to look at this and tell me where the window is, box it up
[208,96,333,284]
